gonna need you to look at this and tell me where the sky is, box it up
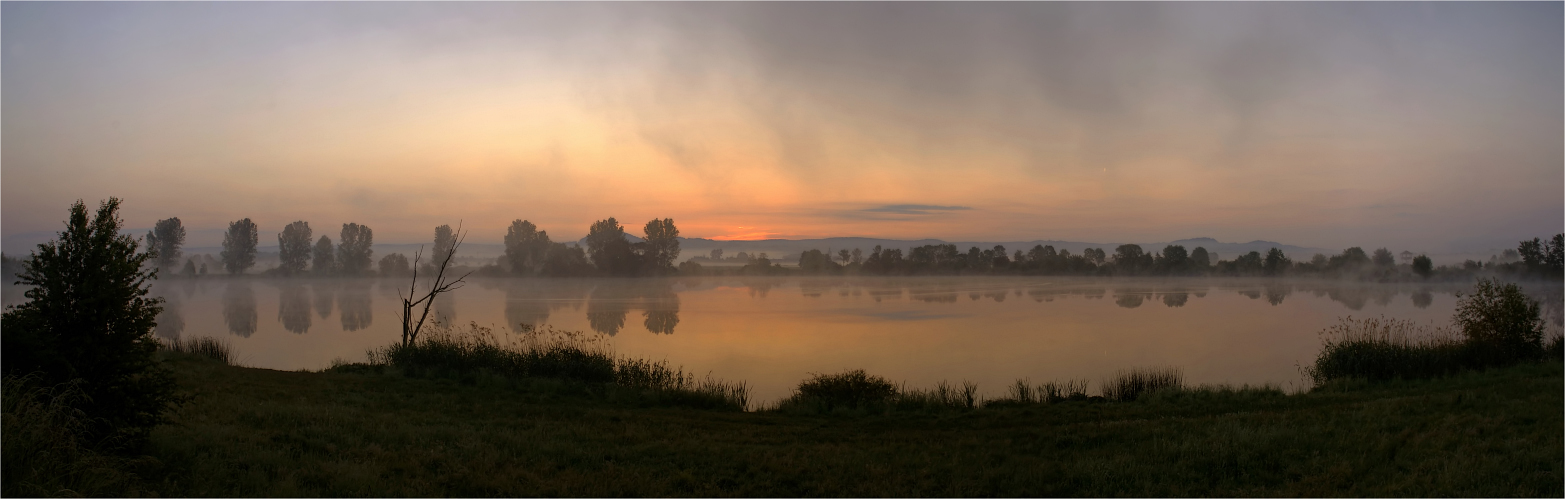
[4,2,1561,254]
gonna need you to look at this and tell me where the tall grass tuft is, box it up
[999,378,1091,404]
[1101,367,1183,402]
[1304,316,1466,385]
[2,375,144,497]
[159,336,235,365]
[360,322,748,410]
[896,380,982,410]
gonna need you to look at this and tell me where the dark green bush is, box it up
[1454,278,1546,364]
[789,369,899,409]
[1,198,177,448]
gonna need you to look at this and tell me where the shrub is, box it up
[1454,278,1545,363]
[791,369,899,409]
[0,198,176,448]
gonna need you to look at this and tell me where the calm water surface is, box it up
[8,276,1557,403]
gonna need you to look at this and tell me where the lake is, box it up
[7,276,1559,403]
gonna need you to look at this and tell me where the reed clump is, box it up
[159,336,235,365]
[1101,367,1184,402]
[995,378,1092,405]
[1305,316,1466,384]
[357,322,748,410]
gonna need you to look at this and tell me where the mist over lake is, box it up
[14,276,1549,403]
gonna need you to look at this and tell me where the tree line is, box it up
[46,213,1564,282]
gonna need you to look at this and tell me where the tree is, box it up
[337,223,374,276]
[312,236,336,275]
[503,220,552,276]
[1,198,176,446]
[1412,254,1432,277]
[642,218,681,275]
[1190,247,1211,270]
[1161,245,1189,274]
[1113,244,1147,275]
[838,249,852,266]
[1262,248,1291,276]
[1371,248,1395,267]
[586,217,634,275]
[277,221,313,275]
[146,217,186,270]
[710,248,724,260]
[541,243,593,277]
[181,258,198,276]
[1518,234,1564,278]
[430,225,456,272]
[220,218,258,275]
[1455,278,1545,361]
[400,224,471,347]
[379,253,410,276]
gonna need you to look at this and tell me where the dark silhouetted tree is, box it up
[1161,245,1189,274]
[1262,248,1291,276]
[586,218,635,275]
[1412,254,1432,277]
[220,218,258,275]
[1,198,176,446]
[429,225,456,273]
[1371,248,1395,267]
[1190,247,1211,270]
[541,243,593,276]
[1113,244,1148,275]
[277,221,312,275]
[181,258,198,276]
[504,220,552,276]
[642,218,680,275]
[146,217,186,270]
[337,223,374,276]
[379,253,410,276]
[312,236,336,275]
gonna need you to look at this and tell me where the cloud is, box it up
[862,204,973,216]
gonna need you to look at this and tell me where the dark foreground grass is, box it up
[127,354,1563,497]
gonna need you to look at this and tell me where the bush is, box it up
[1454,278,1545,363]
[788,369,899,410]
[1,198,177,448]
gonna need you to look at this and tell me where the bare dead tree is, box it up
[400,222,471,347]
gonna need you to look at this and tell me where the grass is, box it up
[159,336,235,365]
[127,353,1561,496]
[1,375,154,497]
[348,322,749,411]
[1101,366,1184,402]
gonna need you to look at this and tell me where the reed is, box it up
[999,378,1091,404]
[1101,367,1183,402]
[1304,316,1470,385]
[159,336,235,365]
[359,322,748,410]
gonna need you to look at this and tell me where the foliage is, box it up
[503,219,552,276]
[428,224,457,273]
[312,235,335,275]
[336,223,374,276]
[146,217,186,270]
[1412,254,1432,277]
[2,375,148,497]
[0,198,177,447]
[277,221,313,275]
[378,253,410,276]
[641,218,681,275]
[586,217,635,275]
[788,369,898,409]
[220,217,258,275]
[1454,278,1545,362]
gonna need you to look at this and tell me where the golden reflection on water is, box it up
[8,277,1557,403]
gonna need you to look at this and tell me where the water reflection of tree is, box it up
[338,281,373,332]
[223,282,258,338]
[1114,293,1145,309]
[1026,287,1058,302]
[155,296,184,340]
[504,283,551,330]
[643,290,680,335]
[313,281,335,319]
[1161,292,1188,308]
[1411,289,1434,309]
[1263,284,1291,306]
[277,283,312,334]
[1326,288,1367,310]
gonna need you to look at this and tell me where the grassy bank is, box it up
[115,352,1563,496]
